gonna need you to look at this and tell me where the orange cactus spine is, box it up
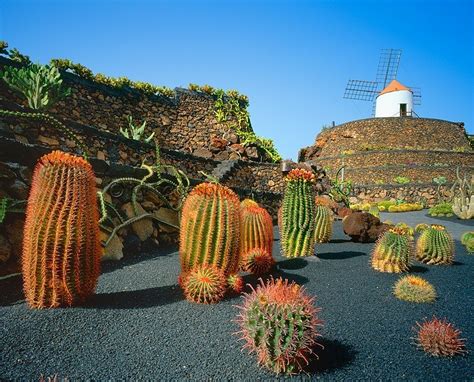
[239,199,274,270]
[179,182,240,281]
[22,151,101,308]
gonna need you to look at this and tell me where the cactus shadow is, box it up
[452,261,464,266]
[305,338,357,374]
[84,284,183,309]
[410,265,429,273]
[0,275,25,306]
[318,251,365,260]
[277,258,308,270]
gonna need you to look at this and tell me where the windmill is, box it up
[343,49,421,117]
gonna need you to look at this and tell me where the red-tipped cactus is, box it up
[280,169,317,258]
[236,277,323,374]
[227,273,244,294]
[183,265,226,304]
[240,199,274,273]
[22,151,101,308]
[179,182,240,299]
[240,248,275,276]
[414,317,467,357]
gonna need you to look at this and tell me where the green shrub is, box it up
[428,203,453,217]
[394,176,410,185]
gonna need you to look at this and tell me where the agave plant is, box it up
[119,115,155,143]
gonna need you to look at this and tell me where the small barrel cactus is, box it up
[280,169,317,258]
[371,227,413,273]
[414,317,467,357]
[239,199,274,270]
[227,273,244,294]
[235,277,323,375]
[461,232,474,253]
[240,247,275,276]
[179,182,240,282]
[22,151,101,308]
[314,205,332,243]
[416,225,454,265]
[393,275,436,303]
[183,265,226,304]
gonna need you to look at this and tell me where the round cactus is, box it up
[236,277,323,375]
[183,265,226,304]
[240,198,274,264]
[240,248,275,276]
[22,151,101,308]
[280,169,317,258]
[416,225,454,265]
[461,232,474,253]
[227,273,244,294]
[393,275,436,303]
[414,317,467,357]
[371,227,413,273]
[179,182,240,280]
[415,223,430,233]
[314,205,332,243]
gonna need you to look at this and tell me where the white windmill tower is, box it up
[343,49,421,117]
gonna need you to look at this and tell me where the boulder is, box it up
[343,212,389,243]
[100,231,124,261]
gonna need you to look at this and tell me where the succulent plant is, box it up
[314,205,332,243]
[235,277,323,374]
[22,151,101,308]
[239,199,274,270]
[368,205,380,218]
[371,228,413,273]
[280,169,317,258]
[453,195,474,219]
[227,273,244,294]
[179,182,240,298]
[416,225,454,265]
[414,317,467,357]
[394,222,414,238]
[240,248,275,276]
[393,275,436,303]
[415,223,430,233]
[428,202,453,217]
[183,265,226,304]
[461,232,474,253]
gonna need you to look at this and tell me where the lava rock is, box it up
[343,211,389,242]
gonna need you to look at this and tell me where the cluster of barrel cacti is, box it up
[279,168,317,258]
[371,227,413,273]
[22,151,101,308]
[235,277,323,374]
[416,224,454,265]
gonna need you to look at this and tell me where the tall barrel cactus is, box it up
[22,151,101,308]
[416,225,454,265]
[179,182,240,301]
[240,199,274,274]
[280,169,317,258]
[371,227,413,273]
[314,205,332,243]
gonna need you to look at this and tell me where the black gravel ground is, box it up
[1,211,473,381]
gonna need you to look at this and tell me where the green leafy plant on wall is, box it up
[235,130,282,162]
[0,41,31,65]
[0,197,26,225]
[394,176,410,185]
[119,116,155,143]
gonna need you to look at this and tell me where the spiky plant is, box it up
[22,151,101,308]
[415,223,430,233]
[183,265,226,304]
[240,199,274,272]
[371,227,413,273]
[280,169,317,258]
[179,182,240,286]
[414,317,467,357]
[314,205,332,243]
[416,225,454,265]
[227,273,244,294]
[240,248,275,276]
[461,232,474,253]
[393,275,436,303]
[236,277,323,375]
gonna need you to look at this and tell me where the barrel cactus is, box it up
[314,205,332,243]
[461,232,474,253]
[179,182,240,301]
[280,169,317,258]
[371,227,413,273]
[22,151,101,308]
[416,225,454,265]
[183,265,226,304]
[240,199,274,274]
[236,277,323,374]
[393,275,436,303]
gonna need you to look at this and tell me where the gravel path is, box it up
[1,211,473,381]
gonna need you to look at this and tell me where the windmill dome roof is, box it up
[379,79,412,95]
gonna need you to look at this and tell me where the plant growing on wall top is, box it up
[120,116,155,143]
[394,176,410,185]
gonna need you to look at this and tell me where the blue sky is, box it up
[1,0,473,160]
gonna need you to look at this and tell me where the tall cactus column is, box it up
[22,151,102,308]
[280,168,317,258]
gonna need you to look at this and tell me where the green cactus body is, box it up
[461,232,474,253]
[371,228,413,273]
[314,205,332,243]
[280,169,317,258]
[236,278,322,375]
[179,182,240,279]
[22,151,101,308]
[416,225,454,265]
